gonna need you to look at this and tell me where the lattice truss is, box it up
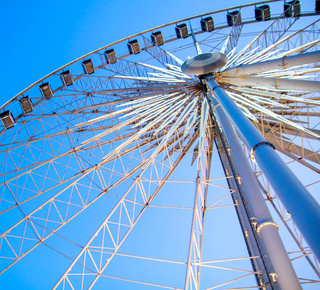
[0,2,320,289]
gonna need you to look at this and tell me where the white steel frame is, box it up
[0,1,320,289]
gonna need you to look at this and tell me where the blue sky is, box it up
[0,0,317,103]
[0,0,276,102]
[0,0,319,289]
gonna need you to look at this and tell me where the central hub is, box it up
[181,52,228,75]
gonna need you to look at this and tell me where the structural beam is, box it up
[219,50,320,77]
[264,133,320,165]
[206,77,320,263]
[218,76,320,92]
[185,117,212,290]
[208,93,301,290]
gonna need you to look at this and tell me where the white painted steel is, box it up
[208,93,302,290]
[220,50,320,77]
[220,75,320,92]
[1,2,320,289]
[207,78,320,262]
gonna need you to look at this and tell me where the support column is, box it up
[217,76,320,92]
[208,93,301,289]
[184,118,213,290]
[206,77,320,263]
[220,50,320,77]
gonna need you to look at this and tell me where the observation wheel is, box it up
[1,0,320,289]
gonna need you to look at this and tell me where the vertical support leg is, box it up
[208,93,301,289]
[213,119,276,289]
[185,117,213,290]
[206,77,320,262]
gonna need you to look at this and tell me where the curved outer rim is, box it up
[0,1,319,287]
[0,0,283,111]
[1,0,318,113]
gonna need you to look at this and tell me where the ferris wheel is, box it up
[1,0,320,289]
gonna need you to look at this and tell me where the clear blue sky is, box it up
[0,0,316,104]
[0,0,319,289]
[0,0,271,102]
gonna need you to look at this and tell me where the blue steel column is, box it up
[206,77,320,262]
[208,93,301,289]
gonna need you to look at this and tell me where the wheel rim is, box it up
[1,2,320,289]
